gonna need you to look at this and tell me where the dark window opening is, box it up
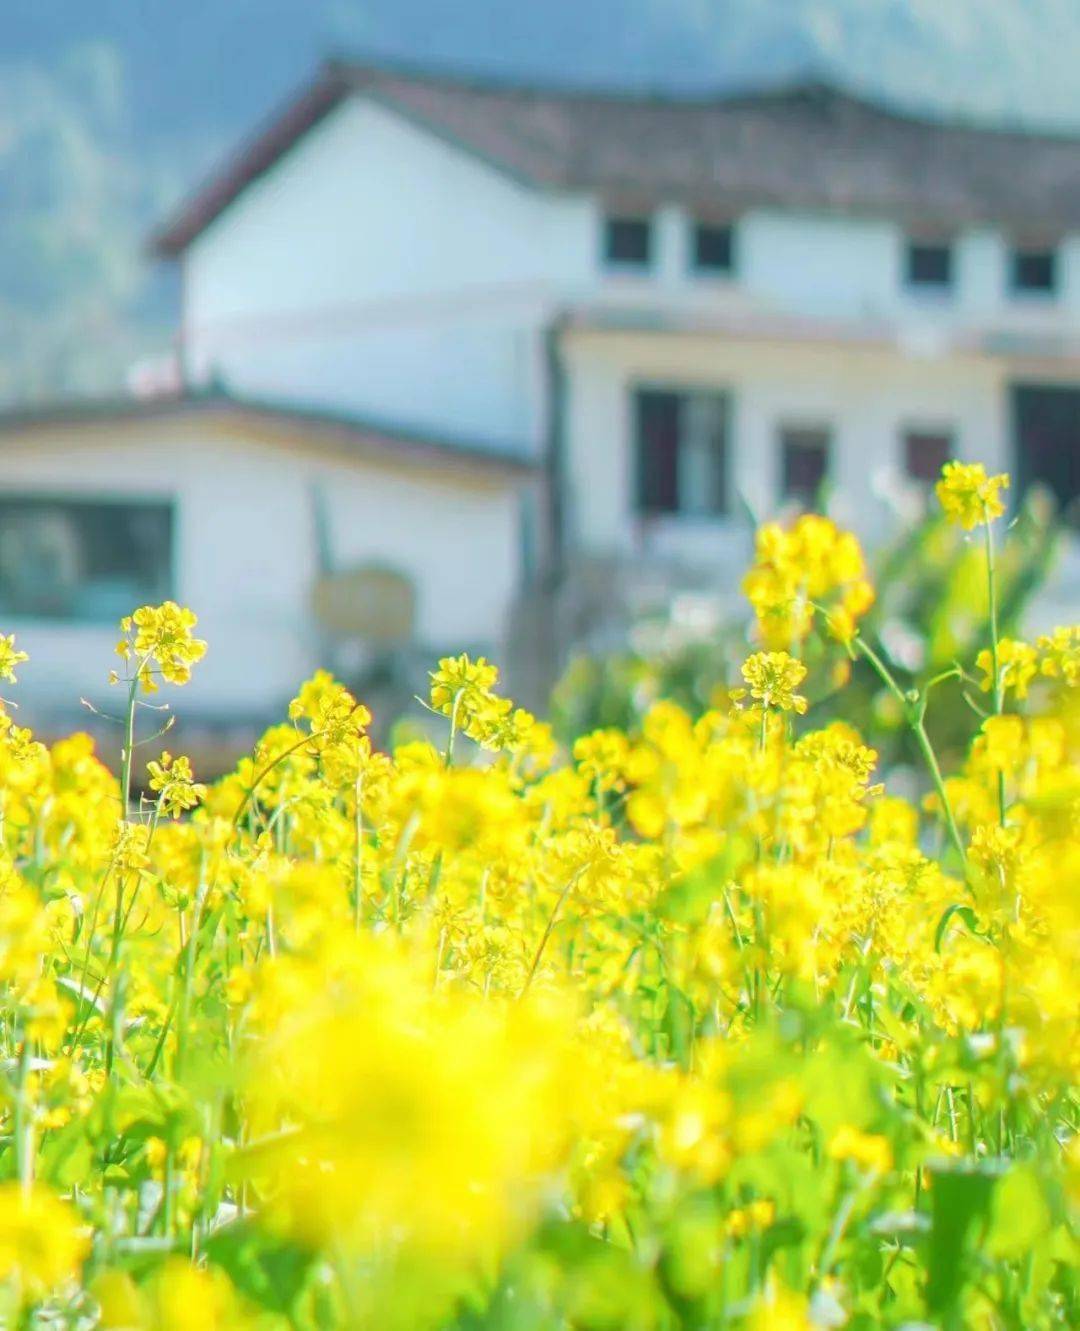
[780,428,830,510]
[693,222,734,273]
[604,215,652,267]
[906,241,952,288]
[904,431,952,483]
[0,496,174,621]
[634,388,728,516]
[1011,248,1057,295]
[1013,384,1080,525]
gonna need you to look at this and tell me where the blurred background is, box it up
[1,0,1078,767]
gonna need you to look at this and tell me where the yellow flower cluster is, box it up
[936,460,1010,529]
[0,635,28,686]
[0,472,1071,1330]
[742,513,874,648]
[736,650,809,713]
[146,752,207,818]
[113,601,207,692]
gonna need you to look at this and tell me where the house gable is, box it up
[180,91,575,330]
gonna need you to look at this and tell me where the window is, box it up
[634,388,728,516]
[1011,247,1057,295]
[906,240,952,289]
[904,431,952,483]
[604,215,652,267]
[692,222,734,274]
[780,428,830,509]
[1013,384,1080,524]
[0,496,173,621]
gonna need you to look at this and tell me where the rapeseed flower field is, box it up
[0,461,1075,1329]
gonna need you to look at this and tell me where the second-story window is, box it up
[780,427,830,510]
[692,221,734,274]
[604,214,652,268]
[906,239,952,290]
[1011,246,1057,295]
[634,388,728,517]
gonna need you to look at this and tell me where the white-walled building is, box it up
[4,59,1080,739]
[0,394,532,743]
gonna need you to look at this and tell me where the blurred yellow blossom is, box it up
[936,460,1009,529]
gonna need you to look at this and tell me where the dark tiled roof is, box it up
[153,59,1080,255]
[0,389,537,479]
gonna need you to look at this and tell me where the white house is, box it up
[4,58,1080,745]
[0,395,532,747]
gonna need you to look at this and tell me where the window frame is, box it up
[902,428,953,485]
[632,385,730,519]
[1012,383,1080,525]
[778,425,832,511]
[0,491,177,624]
[603,213,653,270]
[904,239,953,292]
[1010,245,1058,297]
[691,220,735,276]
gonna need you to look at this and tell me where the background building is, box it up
[3,59,1079,743]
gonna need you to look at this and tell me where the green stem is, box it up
[982,512,1003,718]
[982,511,1009,827]
[120,674,139,822]
[353,771,364,933]
[854,636,968,869]
[520,867,585,998]
[231,703,365,829]
[14,1032,32,1193]
[175,872,211,1083]
[911,715,968,869]
[819,1182,864,1275]
[70,863,116,1047]
[445,689,464,768]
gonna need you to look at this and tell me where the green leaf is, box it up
[987,1164,1050,1258]
[37,1119,94,1189]
[662,984,696,1069]
[926,1158,1004,1315]
[934,903,983,952]
[656,841,750,925]
[205,1217,316,1315]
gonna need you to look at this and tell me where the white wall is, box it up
[183,97,594,448]
[0,418,522,720]
[561,329,1010,560]
[737,211,899,321]
[592,205,1080,336]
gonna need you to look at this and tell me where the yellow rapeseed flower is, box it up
[0,1182,87,1297]
[0,633,28,684]
[976,638,1038,700]
[738,651,809,714]
[1038,625,1080,687]
[936,460,1009,529]
[429,653,499,717]
[115,601,207,691]
[748,1281,814,1331]
[828,1125,893,1175]
[147,752,207,818]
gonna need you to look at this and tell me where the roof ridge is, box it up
[328,53,1080,141]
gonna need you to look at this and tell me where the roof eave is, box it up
[0,390,539,481]
[150,66,353,258]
